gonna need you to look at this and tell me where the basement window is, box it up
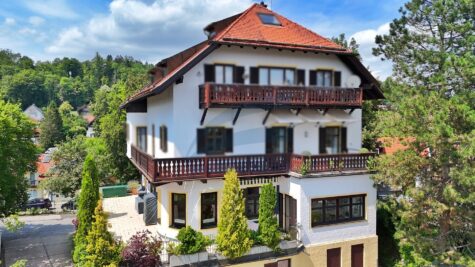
[258,13,281,26]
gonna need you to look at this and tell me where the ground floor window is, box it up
[244,187,259,219]
[171,193,186,228]
[327,247,341,267]
[201,192,217,228]
[264,258,291,267]
[311,194,365,227]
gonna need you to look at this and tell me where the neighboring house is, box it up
[23,104,44,144]
[122,3,383,267]
[26,147,56,200]
[78,105,96,137]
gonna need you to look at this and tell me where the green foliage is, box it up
[2,214,25,232]
[41,136,111,197]
[0,69,48,109]
[82,200,122,267]
[73,155,100,264]
[377,200,400,267]
[217,169,252,258]
[58,101,87,138]
[18,208,53,216]
[39,102,64,149]
[258,184,281,251]
[171,226,212,255]
[371,0,475,265]
[10,259,27,267]
[249,230,262,246]
[0,101,37,215]
[331,33,361,59]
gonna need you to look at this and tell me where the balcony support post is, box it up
[232,108,242,125]
[200,108,208,126]
[262,109,272,125]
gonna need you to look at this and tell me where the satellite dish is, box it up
[346,75,361,88]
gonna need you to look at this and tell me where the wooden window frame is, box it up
[315,69,334,87]
[160,125,168,153]
[266,127,293,154]
[258,66,296,85]
[171,193,186,229]
[198,127,232,155]
[201,192,218,229]
[311,194,366,227]
[136,126,147,152]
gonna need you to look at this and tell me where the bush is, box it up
[249,230,262,246]
[122,230,162,267]
[258,184,281,251]
[10,259,27,267]
[127,180,140,191]
[216,169,252,259]
[18,208,53,216]
[171,226,211,255]
[3,214,25,232]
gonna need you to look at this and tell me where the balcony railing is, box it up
[199,83,363,109]
[131,145,375,183]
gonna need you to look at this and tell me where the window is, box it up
[197,128,233,155]
[266,127,293,154]
[316,70,333,87]
[136,126,147,151]
[172,193,186,228]
[319,127,347,154]
[201,192,217,228]
[258,13,281,26]
[160,125,167,152]
[327,248,341,267]
[244,187,260,219]
[215,65,234,84]
[264,259,291,267]
[351,244,364,267]
[311,195,365,227]
[259,67,295,86]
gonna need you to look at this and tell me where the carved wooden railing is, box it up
[199,83,363,109]
[289,153,375,173]
[131,145,375,182]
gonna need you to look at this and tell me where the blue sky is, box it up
[0,0,406,79]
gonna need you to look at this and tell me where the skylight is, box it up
[258,13,281,26]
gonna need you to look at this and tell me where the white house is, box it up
[121,3,383,267]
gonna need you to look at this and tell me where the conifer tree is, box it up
[73,154,99,264]
[83,200,121,267]
[39,102,64,149]
[258,183,280,251]
[217,169,252,258]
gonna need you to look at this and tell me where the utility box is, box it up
[143,193,157,225]
[100,185,128,198]
[135,196,144,214]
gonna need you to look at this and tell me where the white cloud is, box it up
[350,23,393,80]
[4,17,16,26]
[29,16,45,26]
[23,0,78,19]
[46,0,252,61]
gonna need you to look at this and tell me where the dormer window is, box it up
[258,13,281,26]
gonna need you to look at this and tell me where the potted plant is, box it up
[127,180,140,195]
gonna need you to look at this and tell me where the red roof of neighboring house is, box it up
[82,113,96,125]
[122,3,383,107]
[36,153,54,178]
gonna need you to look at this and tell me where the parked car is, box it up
[61,199,77,210]
[25,198,51,209]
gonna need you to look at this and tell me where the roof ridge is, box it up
[212,3,259,42]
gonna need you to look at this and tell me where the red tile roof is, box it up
[36,154,54,178]
[122,3,379,107]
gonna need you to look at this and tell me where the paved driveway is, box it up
[1,214,75,267]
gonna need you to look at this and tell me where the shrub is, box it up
[83,200,122,267]
[172,226,211,255]
[73,154,99,263]
[127,180,140,191]
[258,183,281,251]
[249,230,262,246]
[10,259,27,267]
[122,230,162,267]
[3,214,25,232]
[217,169,252,258]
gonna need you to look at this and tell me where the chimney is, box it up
[259,1,268,8]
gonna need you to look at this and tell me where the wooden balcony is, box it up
[199,83,363,109]
[131,145,375,183]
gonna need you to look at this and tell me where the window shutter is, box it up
[334,71,342,87]
[197,129,206,154]
[204,64,215,82]
[234,66,245,84]
[297,69,305,85]
[265,128,272,153]
[341,127,347,153]
[319,127,326,154]
[225,128,233,152]
[160,125,168,153]
[309,70,316,85]
[250,67,259,84]
[287,127,293,153]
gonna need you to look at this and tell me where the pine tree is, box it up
[83,200,121,267]
[258,183,280,251]
[39,102,64,149]
[217,169,252,258]
[371,0,475,265]
[73,154,100,264]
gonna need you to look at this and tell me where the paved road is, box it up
[1,214,75,267]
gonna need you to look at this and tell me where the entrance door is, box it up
[283,195,297,233]
[351,244,364,267]
[327,248,341,267]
